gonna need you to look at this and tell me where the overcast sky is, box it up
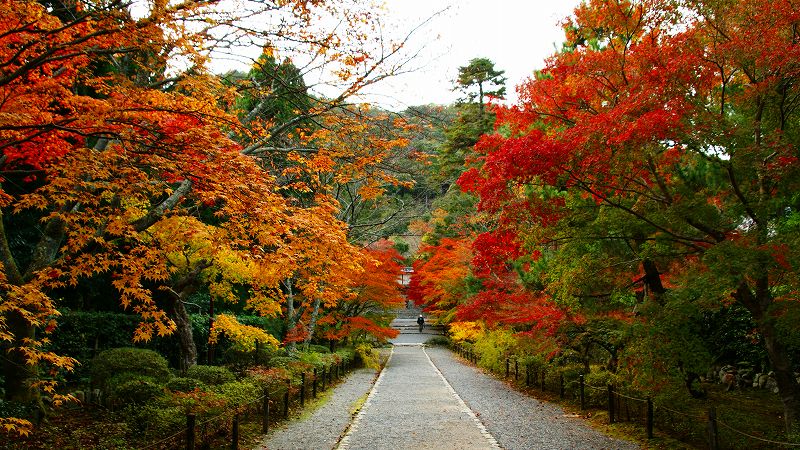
[357,0,582,109]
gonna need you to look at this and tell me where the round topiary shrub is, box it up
[213,380,261,408]
[186,365,235,385]
[91,348,171,390]
[111,378,165,405]
[166,377,207,393]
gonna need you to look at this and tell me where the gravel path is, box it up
[337,345,497,450]
[258,367,378,450]
[426,347,639,450]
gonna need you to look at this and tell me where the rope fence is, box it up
[455,344,800,449]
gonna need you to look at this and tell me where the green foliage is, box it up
[297,351,326,370]
[473,328,517,373]
[455,57,507,105]
[212,380,261,408]
[305,344,330,354]
[166,377,207,393]
[91,348,171,390]
[354,344,379,369]
[335,348,355,365]
[111,378,166,406]
[121,403,184,436]
[425,335,451,346]
[48,310,282,384]
[584,369,619,406]
[391,239,410,255]
[267,356,295,370]
[185,365,235,386]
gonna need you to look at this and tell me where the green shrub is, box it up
[298,351,325,370]
[306,344,331,354]
[107,372,159,388]
[584,369,619,406]
[122,403,184,436]
[186,365,235,385]
[111,378,165,405]
[426,335,451,346]
[267,356,295,369]
[91,348,171,390]
[335,347,355,364]
[355,344,379,369]
[221,345,278,370]
[0,399,33,422]
[166,377,207,393]
[473,328,517,373]
[213,380,261,408]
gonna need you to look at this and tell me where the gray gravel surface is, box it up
[258,367,378,450]
[426,347,639,450]
[338,345,497,450]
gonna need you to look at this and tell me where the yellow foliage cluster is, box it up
[209,314,280,351]
[0,417,32,437]
[449,321,485,343]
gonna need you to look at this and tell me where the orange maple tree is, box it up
[0,0,418,436]
[318,239,404,343]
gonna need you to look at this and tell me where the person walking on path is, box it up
[417,314,425,333]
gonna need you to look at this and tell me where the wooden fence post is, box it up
[301,372,306,407]
[579,375,585,411]
[313,368,318,398]
[514,359,519,381]
[506,358,510,378]
[186,413,196,450]
[607,384,615,424]
[646,398,653,439]
[231,413,239,450]
[707,407,719,450]
[559,373,565,399]
[268,389,269,434]
[526,364,531,387]
[283,380,290,419]
[540,369,546,391]
[322,367,327,390]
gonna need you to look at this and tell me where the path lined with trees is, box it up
[3,0,800,447]
[261,314,636,450]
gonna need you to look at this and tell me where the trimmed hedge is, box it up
[91,348,170,390]
[186,365,235,385]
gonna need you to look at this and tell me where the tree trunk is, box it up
[736,281,799,433]
[759,317,799,433]
[283,278,297,352]
[168,296,197,372]
[303,296,322,346]
[0,210,64,404]
[2,311,37,402]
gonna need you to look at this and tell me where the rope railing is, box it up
[140,428,187,450]
[653,404,705,420]
[455,344,800,448]
[717,418,800,447]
